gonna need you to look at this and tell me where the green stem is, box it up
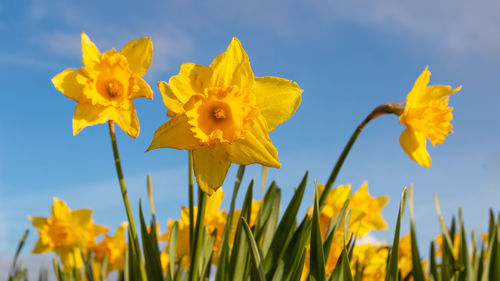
[107,121,148,281]
[319,103,403,208]
[188,151,195,249]
[188,188,207,281]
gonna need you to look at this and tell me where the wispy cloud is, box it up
[319,0,500,58]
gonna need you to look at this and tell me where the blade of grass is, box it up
[385,187,407,281]
[310,188,326,281]
[241,217,266,281]
[408,185,425,281]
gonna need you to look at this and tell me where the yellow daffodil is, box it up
[29,198,108,270]
[308,182,388,238]
[148,37,302,194]
[52,32,153,138]
[399,67,461,168]
[161,188,227,268]
[349,182,389,237]
[352,243,389,281]
[93,222,128,274]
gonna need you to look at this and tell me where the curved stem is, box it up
[108,121,148,281]
[319,103,403,208]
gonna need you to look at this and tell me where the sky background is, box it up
[1,0,500,278]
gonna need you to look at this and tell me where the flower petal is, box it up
[73,102,140,138]
[253,76,303,131]
[158,81,185,115]
[29,216,47,228]
[130,77,153,100]
[120,37,153,77]
[32,239,51,254]
[192,146,231,195]
[52,69,88,102]
[147,114,200,151]
[399,128,431,168]
[169,62,212,101]
[81,32,101,68]
[225,115,280,168]
[209,37,254,90]
[51,198,72,219]
[421,85,462,103]
[112,101,140,138]
[71,209,92,226]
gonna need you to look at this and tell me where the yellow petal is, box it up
[29,216,47,228]
[120,37,153,77]
[112,101,140,138]
[167,62,212,108]
[71,209,92,226]
[421,85,461,104]
[405,66,430,105]
[52,198,72,219]
[32,238,51,254]
[399,128,431,168]
[147,114,200,151]
[52,69,89,102]
[209,37,254,90]
[73,102,140,138]
[130,77,153,100]
[192,146,231,195]
[81,32,101,67]
[253,76,303,131]
[225,115,280,168]
[158,81,185,115]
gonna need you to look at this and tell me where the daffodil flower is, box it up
[29,198,108,270]
[93,222,128,274]
[148,37,302,194]
[52,32,153,138]
[399,67,461,168]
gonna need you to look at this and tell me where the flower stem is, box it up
[319,103,403,208]
[188,151,195,249]
[107,121,147,281]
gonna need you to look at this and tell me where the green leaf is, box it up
[188,189,208,281]
[168,222,179,280]
[385,187,408,281]
[242,217,266,281]
[263,171,308,275]
[139,201,163,281]
[215,165,246,281]
[434,193,457,269]
[408,185,425,281]
[310,188,326,281]
[330,248,354,281]
[228,180,254,281]
[147,174,155,217]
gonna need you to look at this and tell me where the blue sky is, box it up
[1,0,499,276]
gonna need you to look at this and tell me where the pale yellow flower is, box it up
[148,37,302,194]
[399,67,461,168]
[29,198,108,270]
[93,222,128,274]
[52,32,153,137]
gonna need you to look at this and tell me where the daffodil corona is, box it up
[148,37,302,194]
[52,33,153,138]
[399,67,461,168]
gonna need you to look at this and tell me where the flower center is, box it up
[185,86,259,147]
[107,81,122,98]
[212,107,227,120]
[46,218,76,247]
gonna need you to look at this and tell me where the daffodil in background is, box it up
[148,37,302,194]
[29,198,108,270]
[399,67,461,168]
[52,32,153,138]
[161,188,227,268]
[93,222,128,275]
